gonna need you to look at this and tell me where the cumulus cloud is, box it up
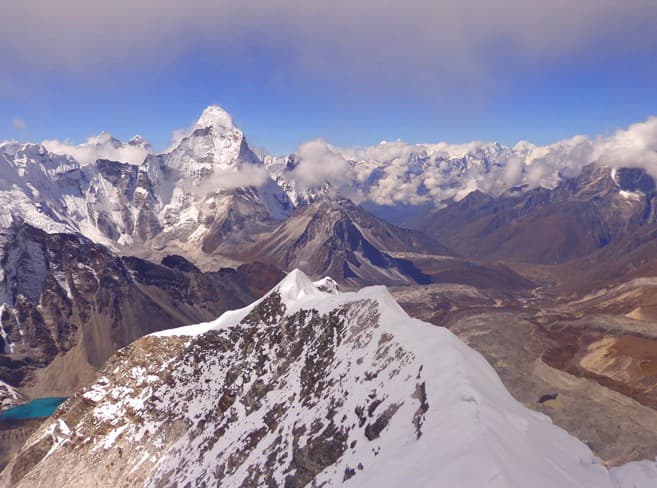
[502,157,523,187]
[11,119,26,132]
[293,139,356,192]
[165,127,194,153]
[194,163,271,192]
[42,133,152,166]
[594,117,657,178]
[287,116,657,206]
[1,1,655,96]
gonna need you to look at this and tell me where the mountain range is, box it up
[1,105,657,485]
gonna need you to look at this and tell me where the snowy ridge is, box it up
[153,269,327,337]
[5,270,656,487]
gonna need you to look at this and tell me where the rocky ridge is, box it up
[2,270,656,487]
[243,198,451,286]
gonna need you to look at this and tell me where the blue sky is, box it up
[2,0,657,154]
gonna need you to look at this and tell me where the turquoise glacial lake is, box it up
[0,397,67,421]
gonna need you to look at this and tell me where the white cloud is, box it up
[42,133,152,166]
[1,1,655,96]
[502,157,523,187]
[594,117,657,178]
[11,118,26,132]
[288,116,657,206]
[292,138,355,192]
[194,163,271,192]
[165,127,194,153]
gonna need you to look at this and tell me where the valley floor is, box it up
[393,272,657,464]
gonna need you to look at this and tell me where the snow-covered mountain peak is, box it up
[0,106,291,256]
[8,143,79,172]
[155,270,332,337]
[86,131,122,148]
[161,104,259,175]
[9,142,48,159]
[128,134,152,150]
[195,105,236,132]
[274,268,327,306]
[0,140,20,156]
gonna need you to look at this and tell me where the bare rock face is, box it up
[198,187,284,256]
[3,271,655,487]
[0,381,23,410]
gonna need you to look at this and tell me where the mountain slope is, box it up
[0,222,281,399]
[243,199,451,286]
[420,165,657,264]
[3,270,655,487]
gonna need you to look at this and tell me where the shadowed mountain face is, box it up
[420,165,657,265]
[0,222,282,398]
[242,199,452,286]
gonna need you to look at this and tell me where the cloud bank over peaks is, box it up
[42,132,153,166]
[285,115,657,206]
[12,105,657,208]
